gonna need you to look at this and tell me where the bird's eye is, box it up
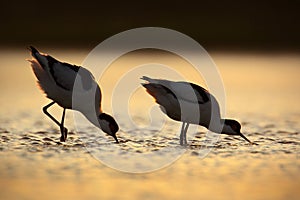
[232,125,237,130]
[109,124,115,132]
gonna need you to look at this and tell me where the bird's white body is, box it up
[141,76,252,145]
[29,56,99,112]
[30,59,73,107]
[141,76,223,131]
[28,47,119,142]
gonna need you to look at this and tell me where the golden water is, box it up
[0,48,299,199]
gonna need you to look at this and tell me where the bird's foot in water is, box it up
[180,140,188,146]
[60,127,68,142]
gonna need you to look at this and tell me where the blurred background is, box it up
[0,1,300,200]
[1,0,299,51]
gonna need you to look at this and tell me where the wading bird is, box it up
[27,46,119,143]
[141,76,253,145]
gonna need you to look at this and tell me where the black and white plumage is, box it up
[27,46,119,143]
[141,76,253,145]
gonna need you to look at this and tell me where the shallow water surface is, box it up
[0,49,299,199]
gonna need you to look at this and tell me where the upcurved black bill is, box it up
[112,135,119,143]
[239,132,253,144]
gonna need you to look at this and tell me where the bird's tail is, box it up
[27,46,49,69]
[140,76,152,82]
[28,46,40,59]
[141,76,160,84]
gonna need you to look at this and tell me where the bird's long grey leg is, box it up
[183,123,190,146]
[42,101,68,142]
[180,122,186,145]
[60,108,67,142]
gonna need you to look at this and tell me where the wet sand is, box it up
[0,49,299,199]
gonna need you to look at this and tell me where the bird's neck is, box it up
[81,109,101,128]
[206,119,225,133]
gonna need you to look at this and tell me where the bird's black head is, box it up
[222,119,242,135]
[222,119,253,144]
[98,113,119,143]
